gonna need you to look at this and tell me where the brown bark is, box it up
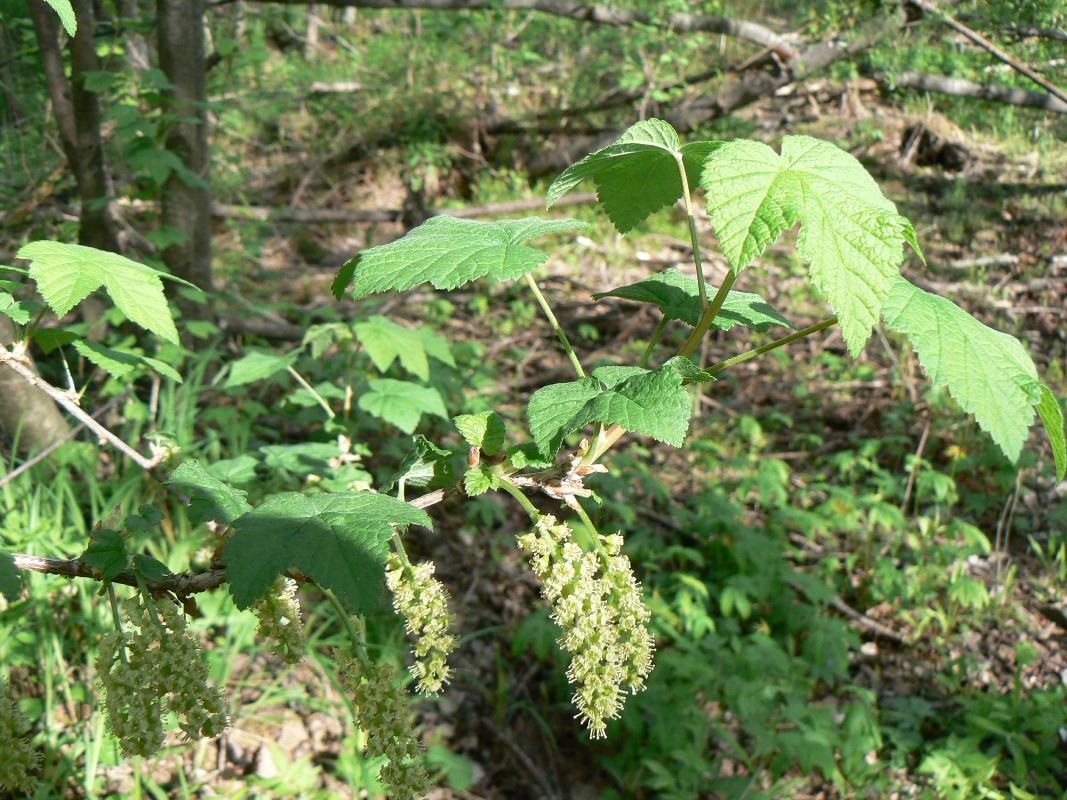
[29,0,120,252]
[0,317,72,455]
[157,0,215,315]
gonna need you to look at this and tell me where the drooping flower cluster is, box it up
[98,597,227,757]
[335,650,433,800]
[251,577,307,665]
[0,677,40,793]
[385,554,457,694]
[516,515,655,738]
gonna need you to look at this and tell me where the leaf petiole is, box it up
[705,315,839,377]
[679,271,738,359]
[523,272,586,379]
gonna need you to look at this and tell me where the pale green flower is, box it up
[0,677,41,793]
[385,555,457,695]
[517,515,655,738]
[251,577,307,665]
[335,650,433,800]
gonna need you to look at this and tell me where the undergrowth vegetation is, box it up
[1,2,1067,800]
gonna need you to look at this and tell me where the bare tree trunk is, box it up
[157,0,214,316]
[0,317,71,455]
[29,0,120,253]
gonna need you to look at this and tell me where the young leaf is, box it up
[132,553,172,583]
[357,379,448,434]
[221,350,297,388]
[222,491,432,611]
[383,435,456,492]
[546,119,721,233]
[463,465,497,497]
[664,356,716,383]
[81,529,130,580]
[335,216,585,298]
[17,241,190,344]
[0,549,21,600]
[527,377,603,456]
[882,276,1041,464]
[303,322,353,359]
[1035,384,1066,481]
[42,0,77,36]
[527,365,692,456]
[454,411,507,455]
[701,137,916,356]
[592,268,791,330]
[589,364,690,447]
[167,460,252,524]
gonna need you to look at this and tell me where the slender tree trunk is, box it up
[157,0,215,315]
[29,0,120,252]
[0,318,71,454]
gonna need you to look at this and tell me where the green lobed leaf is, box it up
[260,442,344,476]
[384,435,456,492]
[336,216,585,298]
[357,379,448,434]
[353,316,452,380]
[132,553,172,583]
[81,529,129,580]
[527,364,691,456]
[206,454,261,485]
[303,322,353,359]
[1035,384,1066,481]
[0,293,32,325]
[32,329,78,354]
[71,340,183,383]
[527,376,603,456]
[664,355,716,383]
[454,411,506,455]
[592,268,792,330]
[546,118,721,233]
[463,465,496,497]
[167,460,252,524]
[882,276,1040,464]
[221,350,297,388]
[701,137,914,356]
[589,364,691,447]
[18,241,188,344]
[42,0,77,36]
[0,549,21,600]
[222,491,431,611]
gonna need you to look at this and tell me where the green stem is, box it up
[132,570,162,628]
[675,153,708,310]
[638,317,668,368]
[498,478,540,522]
[323,587,373,673]
[570,500,608,557]
[679,270,738,359]
[106,583,129,665]
[705,315,838,377]
[287,365,335,419]
[522,272,585,379]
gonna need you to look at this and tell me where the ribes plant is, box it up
[2,113,1065,797]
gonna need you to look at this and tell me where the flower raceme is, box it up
[335,650,433,800]
[516,515,655,738]
[385,553,457,695]
[0,677,41,793]
[250,576,307,665]
[98,597,227,757]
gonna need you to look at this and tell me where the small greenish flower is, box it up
[251,577,307,665]
[335,650,433,800]
[0,677,41,793]
[385,554,457,695]
[516,515,654,738]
